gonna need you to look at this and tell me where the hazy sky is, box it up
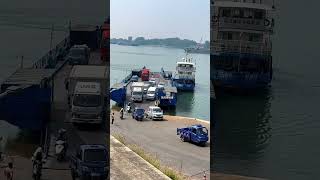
[111,0,209,42]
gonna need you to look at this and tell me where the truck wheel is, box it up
[180,135,185,142]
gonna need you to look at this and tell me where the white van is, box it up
[146,87,157,100]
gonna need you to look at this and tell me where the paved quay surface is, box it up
[110,136,170,180]
[110,111,210,179]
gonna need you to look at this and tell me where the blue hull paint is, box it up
[0,86,51,130]
[211,53,272,89]
[110,87,126,105]
[159,97,177,107]
[212,71,271,89]
[172,80,195,91]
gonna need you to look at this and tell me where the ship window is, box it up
[254,11,263,19]
[222,9,231,17]
[228,33,233,40]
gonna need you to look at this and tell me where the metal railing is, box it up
[211,39,272,56]
[212,17,274,32]
[32,36,70,69]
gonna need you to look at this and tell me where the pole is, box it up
[50,24,54,51]
[20,56,24,69]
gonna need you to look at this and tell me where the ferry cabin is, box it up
[211,0,275,88]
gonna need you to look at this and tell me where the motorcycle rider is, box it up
[32,147,43,178]
[4,162,13,180]
[56,128,68,157]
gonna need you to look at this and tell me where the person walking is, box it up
[119,108,124,119]
[4,162,13,180]
[111,112,115,124]
[0,136,3,161]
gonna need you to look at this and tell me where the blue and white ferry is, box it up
[211,0,275,89]
[172,55,196,91]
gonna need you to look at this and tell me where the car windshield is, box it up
[136,109,144,114]
[148,90,155,94]
[196,128,208,135]
[84,149,107,162]
[153,108,161,113]
[73,94,101,107]
[70,49,85,56]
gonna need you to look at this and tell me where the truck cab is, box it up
[70,144,109,180]
[100,21,110,61]
[177,124,208,146]
[67,45,90,65]
[131,87,143,102]
[141,69,150,81]
[71,82,105,124]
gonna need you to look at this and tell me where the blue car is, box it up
[131,75,139,82]
[132,107,145,121]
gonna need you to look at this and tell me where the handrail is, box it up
[211,39,272,56]
[212,16,274,32]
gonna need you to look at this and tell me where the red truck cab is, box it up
[141,69,150,81]
[100,21,110,61]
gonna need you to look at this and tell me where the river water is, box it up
[110,44,210,121]
[213,1,320,179]
[0,0,107,156]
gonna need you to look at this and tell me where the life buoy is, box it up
[264,19,270,26]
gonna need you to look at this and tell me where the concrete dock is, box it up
[110,111,210,179]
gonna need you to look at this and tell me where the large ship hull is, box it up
[211,53,272,89]
[172,79,195,91]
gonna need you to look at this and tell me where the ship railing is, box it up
[212,17,274,32]
[214,71,267,81]
[32,36,70,69]
[211,40,272,56]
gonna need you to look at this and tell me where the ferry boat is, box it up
[110,68,178,108]
[211,0,275,89]
[172,54,196,91]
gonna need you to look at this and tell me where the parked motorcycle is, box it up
[55,129,67,161]
[32,159,46,180]
[126,103,131,113]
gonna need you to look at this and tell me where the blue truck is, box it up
[177,124,209,146]
[70,144,109,180]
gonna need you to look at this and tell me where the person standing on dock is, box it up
[120,108,124,119]
[111,112,115,124]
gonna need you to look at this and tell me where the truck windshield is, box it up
[70,49,85,56]
[132,91,142,95]
[197,128,208,135]
[73,94,101,107]
[84,149,107,162]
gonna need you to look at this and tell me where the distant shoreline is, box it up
[111,37,210,51]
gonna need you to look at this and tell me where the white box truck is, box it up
[66,65,107,124]
[131,87,143,102]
